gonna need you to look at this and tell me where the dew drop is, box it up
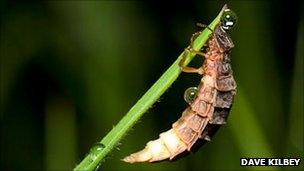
[89,143,106,162]
[184,87,198,104]
[220,9,237,30]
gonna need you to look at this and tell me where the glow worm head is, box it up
[184,87,198,104]
[220,9,237,30]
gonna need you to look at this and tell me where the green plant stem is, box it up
[74,7,224,171]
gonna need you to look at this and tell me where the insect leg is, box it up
[179,48,204,75]
[179,31,207,75]
[189,31,208,55]
[188,31,207,57]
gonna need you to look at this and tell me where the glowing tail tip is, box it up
[122,156,136,163]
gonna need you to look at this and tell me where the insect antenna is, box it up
[196,23,213,33]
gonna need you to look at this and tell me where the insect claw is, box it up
[184,47,190,53]
[188,48,206,57]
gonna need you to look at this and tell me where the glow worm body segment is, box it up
[123,6,237,163]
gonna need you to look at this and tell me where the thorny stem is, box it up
[74,5,226,171]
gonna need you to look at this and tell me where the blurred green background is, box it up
[1,1,303,171]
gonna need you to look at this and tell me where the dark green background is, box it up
[1,1,303,170]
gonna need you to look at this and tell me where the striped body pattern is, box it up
[123,6,237,163]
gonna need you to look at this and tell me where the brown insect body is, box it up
[123,8,237,163]
[200,27,236,143]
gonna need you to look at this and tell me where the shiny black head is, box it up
[220,8,237,30]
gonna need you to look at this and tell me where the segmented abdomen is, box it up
[123,26,237,163]
[122,109,210,163]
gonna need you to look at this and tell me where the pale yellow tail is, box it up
[123,129,188,163]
